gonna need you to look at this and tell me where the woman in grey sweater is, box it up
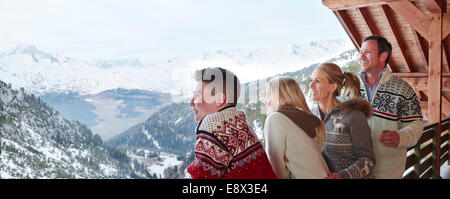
[309,63,376,179]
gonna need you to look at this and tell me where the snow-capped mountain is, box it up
[0,45,177,141]
[168,39,354,82]
[0,40,356,148]
[94,57,144,68]
[0,80,151,178]
[0,45,174,96]
[0,40,353,99]
[158,40,355,100]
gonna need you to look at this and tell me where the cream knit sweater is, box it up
[360,69,423,179]
[264,111,330,179]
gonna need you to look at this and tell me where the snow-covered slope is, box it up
[0,80,150,178]
[108,102,196,155]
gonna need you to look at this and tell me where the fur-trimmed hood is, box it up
[338,98,373,118]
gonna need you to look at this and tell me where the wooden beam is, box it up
[443,76,449,91]
[403,78,429,90]
[380,5,414,72]
[391,72,450,77]
[322,0,386,10]
[420,95,450,117]
[387,0,430,40]
[428,11,442,122]
[419,0,445,13]
[334,10,362,50]
[443,12,450,39]
[401,77,450,91]
[443,97,450,116]
[443,42,450,72]
[413,88,422,100]
[411,28,429,70]
[419,90,428,101]
[357,7,379,34]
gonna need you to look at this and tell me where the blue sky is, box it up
[0,0,348,64]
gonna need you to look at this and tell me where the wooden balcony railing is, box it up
[403,116,450,179]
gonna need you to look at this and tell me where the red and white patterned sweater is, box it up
[187,107,277,179]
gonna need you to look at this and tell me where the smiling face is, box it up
[359,39,387,74]
[189,81,222,122]
[309,69,336,104]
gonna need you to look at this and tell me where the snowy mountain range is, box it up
[0,45,173,96]
[0,40,359,178]
[0,40,354,140]
[0,40,353,98]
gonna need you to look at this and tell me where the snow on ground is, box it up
[147,152,183,178]
[127,151,183,178]
[174,117,183,125]
[99,163,118,176]
[252,120,263,140]
[142,128,161,149]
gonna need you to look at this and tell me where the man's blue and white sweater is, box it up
[359,69,423,179]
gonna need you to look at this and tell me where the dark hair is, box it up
[362,35,392,67]
[194,67,241,106]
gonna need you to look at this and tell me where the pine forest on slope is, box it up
[0,80,152,178]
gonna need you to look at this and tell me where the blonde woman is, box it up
[263,77,330,179]
[309,62,376,179]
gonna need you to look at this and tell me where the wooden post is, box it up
[432,126,440,178]
[413,143,421,178]
[428,10,443,178]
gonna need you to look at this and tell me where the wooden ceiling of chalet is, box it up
[322,0,450,119]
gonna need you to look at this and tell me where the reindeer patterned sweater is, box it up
[312,98,376,179]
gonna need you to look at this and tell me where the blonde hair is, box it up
[316,62,360,98]
[267,77,326,148]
